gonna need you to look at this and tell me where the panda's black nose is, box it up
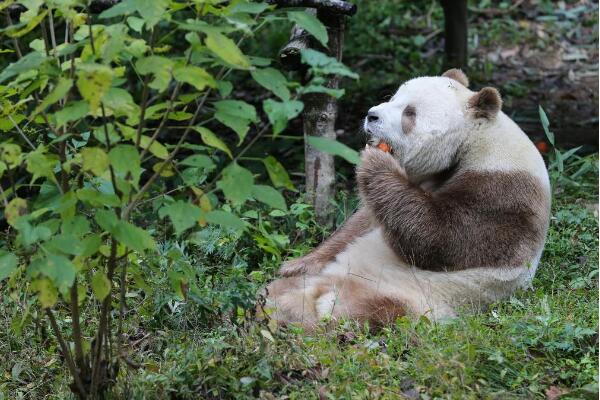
[367,111,379,123]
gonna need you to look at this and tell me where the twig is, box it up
[121,89,211,220]
[70,280,87,378]
[0,184,9,207]
[46,309,88,398]
[7,115,36,150]
[268,0,357,16]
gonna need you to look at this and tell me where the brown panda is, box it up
[264,69,551,327]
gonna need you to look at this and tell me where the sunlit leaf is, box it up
[173,65,216,91]
[76,64,114,115]
[262,156,295,191]
[7,10,48,38]
[32,78,73,118]
[205,31,251,69]
[91,271,111,301]
[31,278,58,308]
[81,147,109,176]
[139,136,169,160]
[194,126,233,158]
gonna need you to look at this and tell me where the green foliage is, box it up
[0,2,348,397]
[539,106,598,193]
[0,2,597,399]
[307,136,361,164]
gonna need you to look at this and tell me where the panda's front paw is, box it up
[356,148,406,195]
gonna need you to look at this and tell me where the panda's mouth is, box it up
[366,138,394,154]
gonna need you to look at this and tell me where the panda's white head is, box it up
[364,69,502,180]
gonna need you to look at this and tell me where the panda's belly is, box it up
[320,228,538,318]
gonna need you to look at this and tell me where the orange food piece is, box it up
[376,142,391,153]
[535,141,550,154]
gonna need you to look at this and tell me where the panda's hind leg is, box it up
[264,274,407,329]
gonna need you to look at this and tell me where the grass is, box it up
[1,154,597,399]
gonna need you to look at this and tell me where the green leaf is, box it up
[263,99,303,135]
[0,143,22,168]
[229,1,271,14]
[103,87,136,115]
[5,197,28,226]
[7,10,48,38]
[45,234,86,256]
[159,201,202,235]
[0,52,45,84]
[538,105,554,146]
[44,254,77,293]
[193,126,233,158]
[132,0,169,28]
[32,78,72,118]
[109,145,142,187]
[287,11,328,48]
[301,49,358,79]
[127,16,145,32]
[80,234,102,257]
[99,0,138,19]
[173,66,216,91]
[91,271,111,301]
[213,100,257,143]
[0,252,18,281]
[307,136,360,164]
[136,56,174,92]
[81,147,109,176]
[26,148,58,184]
[301,84,345,98]
[205,31,251,69]
[96,210,156,252]
[217,163,254,206]
[252,185,287,210]
[113,221,157,252]
[31,278,58,308]
[54,101,89,128]
[204,210,246,232]
[250,68,290,101]
[179,154,215,170]
[76,64,114,115]
[139,136,169,160]
[95,209,119,233]
[262,156,295,191]
[77,188,121,207]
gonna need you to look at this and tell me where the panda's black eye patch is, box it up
[402,105,416,134]
[403,105,416,117]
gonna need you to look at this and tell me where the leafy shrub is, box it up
[0,1,356,397]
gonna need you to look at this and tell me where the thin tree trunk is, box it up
[440,0,468,71]
[303,10,344,225]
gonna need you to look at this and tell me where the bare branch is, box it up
[268,0,357,16]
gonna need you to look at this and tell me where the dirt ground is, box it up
[478,1,599,151]
[337,0,598,153]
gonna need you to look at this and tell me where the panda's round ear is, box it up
[468,87,502,119]
[442,68,469,87]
